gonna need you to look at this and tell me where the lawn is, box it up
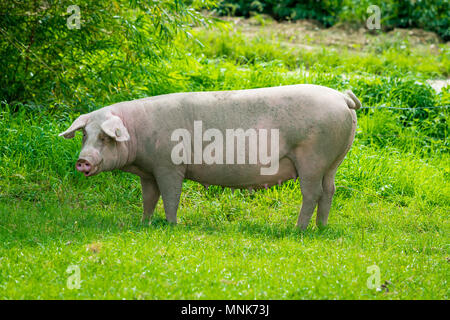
[0,16,449,299]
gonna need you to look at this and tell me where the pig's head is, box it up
[59,111,131,177]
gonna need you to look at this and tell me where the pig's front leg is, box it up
[140,176,160,223]
[154,167,185,224]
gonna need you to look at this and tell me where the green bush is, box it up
[0,0,216,108]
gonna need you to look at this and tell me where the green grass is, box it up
[185,26,450,79]
[0,145,448,299]
[0,18,449,299]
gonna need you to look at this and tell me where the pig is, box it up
[59,84,361,230]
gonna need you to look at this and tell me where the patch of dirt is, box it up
[387,28,442,44]
[220,16,446,50]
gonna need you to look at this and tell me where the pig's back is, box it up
[138,84,350,130]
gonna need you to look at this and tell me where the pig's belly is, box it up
[185,157,298,189]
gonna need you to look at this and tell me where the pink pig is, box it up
[60,84,360,229]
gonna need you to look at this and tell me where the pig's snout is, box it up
[76,159,93,176]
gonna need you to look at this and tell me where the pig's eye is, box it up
[99,134,110,143]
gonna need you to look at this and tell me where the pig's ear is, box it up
[59,114,89,139]
[100,115,130,142]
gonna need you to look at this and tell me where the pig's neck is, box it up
[113,106,138,169]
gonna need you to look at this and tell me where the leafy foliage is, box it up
[0,0,216,108]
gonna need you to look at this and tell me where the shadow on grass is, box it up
[0,200,349,249]
[180,217,349,242]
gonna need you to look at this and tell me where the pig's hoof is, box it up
[316,223,328,229]
[296,223,308,231]
[141,216,152,225]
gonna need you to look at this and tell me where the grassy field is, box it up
[0,17,449,299]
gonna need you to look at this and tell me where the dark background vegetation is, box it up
[216,0,449,40]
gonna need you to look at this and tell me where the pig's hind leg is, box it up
[291,142,333,230]
[316,169,337,227]
[296,172,324,230]
[293,156,328,230]
[316,111,356,227]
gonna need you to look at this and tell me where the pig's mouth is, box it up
[82,167,98,177]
